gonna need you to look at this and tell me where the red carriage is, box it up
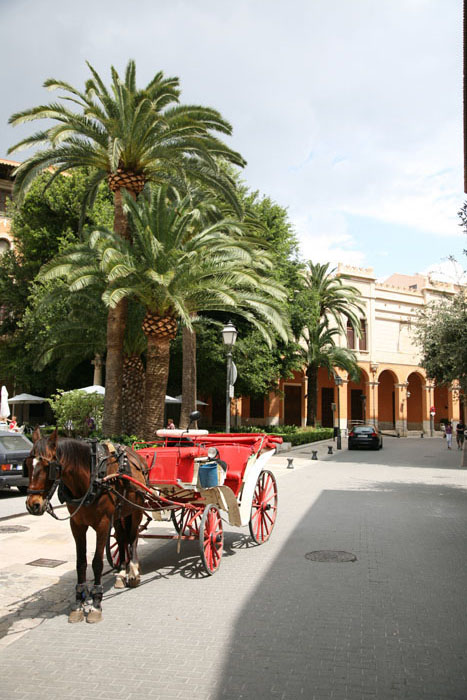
[106,428,281,575]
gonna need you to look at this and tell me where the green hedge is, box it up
[228,424,333,446]
[270,428,333,446]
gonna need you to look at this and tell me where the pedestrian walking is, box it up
[445,421,453,449]
[456,420,466,450]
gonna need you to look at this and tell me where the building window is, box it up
[0,238,11,254]
[359,319,367,351]
[249,396,265,419]
[0,189,11,215]
[346,320,355,349]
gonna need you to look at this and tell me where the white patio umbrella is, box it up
[174,395,208,406]
[79,385,105,395]
[72,386,182,404]
[8,393,46,404]
[0,386,10,418]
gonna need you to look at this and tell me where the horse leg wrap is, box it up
[75,583,88,606]
[90,584,103,609]
[68,583,87,623]
[87,585,104,624]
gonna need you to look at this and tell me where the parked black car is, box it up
[0,431,33,493]
[348,425,383,450]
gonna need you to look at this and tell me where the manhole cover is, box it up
[0,525,29,534]
[27,558,66,568]
[305,550,357,563]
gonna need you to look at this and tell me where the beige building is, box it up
[0,158,17,252]
[231,264,461,435]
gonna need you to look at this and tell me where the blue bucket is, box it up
[198,462,218,487]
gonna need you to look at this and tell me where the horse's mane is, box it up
[56,438,91,469]
[36,436,91,470]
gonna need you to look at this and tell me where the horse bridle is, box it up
[24,453,62,497]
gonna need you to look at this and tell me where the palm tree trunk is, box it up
[103,189,133,436]
[103,297,127,436]
[122,354,145,436]
[142,334,171,440]
[306,364,318,427]
[179,324,197,429]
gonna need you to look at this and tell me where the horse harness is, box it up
[26,439,146,520]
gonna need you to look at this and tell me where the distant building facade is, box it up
[221,265,462,435]
[0,158,17,252]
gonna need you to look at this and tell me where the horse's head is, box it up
[25,428,60,516]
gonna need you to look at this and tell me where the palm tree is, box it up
[300,323,360,426]
[41,186,289,439]
[295,262,364,426]
[8,60,245,435]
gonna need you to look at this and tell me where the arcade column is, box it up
[368,380,379,427]
[449,383,461,423]
[395,382,408,436]
[424,382,435,435]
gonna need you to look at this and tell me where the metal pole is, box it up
[226,350,232,433]
[337,383,341,450]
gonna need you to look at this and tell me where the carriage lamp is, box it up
[222,321,238,433]
[207,447,219,460]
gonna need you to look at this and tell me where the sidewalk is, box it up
[1,439,466,699]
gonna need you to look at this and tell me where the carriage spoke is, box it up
[199,505,223,575]
[249,470,278,544]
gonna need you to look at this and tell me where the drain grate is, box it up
[27,558,66,568]
[0,525,29,534]
[305,550,357,563]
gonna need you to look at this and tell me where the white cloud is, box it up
[0,0,463,275]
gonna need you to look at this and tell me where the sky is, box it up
[0,0,464,281]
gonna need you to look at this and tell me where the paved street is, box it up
[0,437,466,699]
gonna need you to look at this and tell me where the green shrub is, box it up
[48,390,104,437]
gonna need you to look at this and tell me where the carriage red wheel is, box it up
[199,505,223,575]
[171,507,202,536]
[105,525,120,570]
[249,469,278,544]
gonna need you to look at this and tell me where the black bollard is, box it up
[421,432,424,438]
[311,450,318,460]
[328,446,333,455]
[287,458,294,469]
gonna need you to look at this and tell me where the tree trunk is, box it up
[179,324,197,429]
[102,189,133,436]
[306,364,318,427]
[102,298,127,436]
[142,334,172,440]
[122,354,145,436]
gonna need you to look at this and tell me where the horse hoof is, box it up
[127,575,140,588]
[86,607,103,624]
[114,576,126,589]
[68,608,85,623]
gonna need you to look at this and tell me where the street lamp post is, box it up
[334,374,343,449]
[222,321,238,433]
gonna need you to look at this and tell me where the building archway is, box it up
[377,369,398,429]
[407,372,424,430]
[347,368,369,424]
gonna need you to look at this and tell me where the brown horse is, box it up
[25,428,146,623]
